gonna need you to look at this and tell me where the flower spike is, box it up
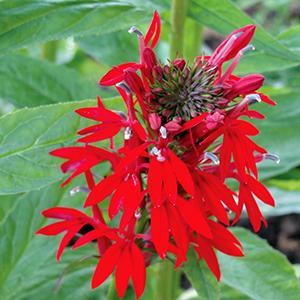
[38,11,277,298]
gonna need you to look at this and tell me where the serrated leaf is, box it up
[0,97,122,195]
[0,54,99,107]
[0,183,107,300]
[183,251,220,300]
[0,0,149,54]
[218,227,300,300]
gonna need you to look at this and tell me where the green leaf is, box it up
[0,97,122,195]
[0,183,107,300]
[0,0,149,54]
[76,31,139,66]
[219,227,300,300]
[261,187,300,217]
[254,90,300,179]
[278,25,300,54]
[0,54,99,107]
[187,0,299,63]
[183,250,220,300]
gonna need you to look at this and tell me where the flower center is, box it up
[149,59,224,122]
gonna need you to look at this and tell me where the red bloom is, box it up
[37,11,278,299]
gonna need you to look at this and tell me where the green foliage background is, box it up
[0,0,299,299]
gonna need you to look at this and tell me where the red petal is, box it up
[162,159,177,205]
[258,93,277,106]
[178,113,208,133]
[166,204,188,261]
[72,229,104,249]
[132,120,147,141]
[195,237,221,280]
[246,176,275,206]
[177,197,212,239]
[42,207,86,220]
[151,205,169,258]
[168,149,194,196]
[144,11,161,49]
[91,243,122,288]
[36,220,75,236]
[220,132,232,180]
[131,243,146,299]
[148,157,163,206]
[208,220,243,256]
[56,224,83,261]
[85,174,121,207]
[242,184,267,232]
[99,63,139,86]
[115,246,132,298]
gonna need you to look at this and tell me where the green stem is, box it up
[106,277,119,300]
[156,260,179,300]
[170,0,189,58]
[184,20,203,62]
[42,40,58,62]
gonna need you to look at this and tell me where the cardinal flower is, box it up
[37,11,278,299]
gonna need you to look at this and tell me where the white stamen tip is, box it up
[134,209,142,219]
[157,155,166,162]
[69,186,89,196]
[204,152,220,165]
[159,126,167,139]
[241,44,255,54]
[116,82,131,94]
[263,153,280,164]
[124,126,133,140]
[128,26,143,37]
[246,94,261,104]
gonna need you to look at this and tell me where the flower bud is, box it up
[164,121,182,132]
[173,58,186,70]
[143,47,158,70]
[149,113,161,130]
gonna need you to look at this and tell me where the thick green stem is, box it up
[156,260,179,300]
[106,277,119,300]
[184,19,203,62]
[170,0,189,58]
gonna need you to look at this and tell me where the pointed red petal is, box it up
[56,224,83,261]
[246,176,275,206]
[148,157,163,206]
[131,243,146,299]
[91,243,122,289]
[115,246,132,298]
[177,197,212,239]
[151,205,169,258]
[168,149,194,196]
[36,220,75,236]
[144,11,161,49]
[99,63,138,86]
[85,174,121,207]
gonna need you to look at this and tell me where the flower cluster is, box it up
[37,12,278,299]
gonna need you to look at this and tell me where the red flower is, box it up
[193,220,243,280]
[37,11,278,298]
[50,145,117,186]
[233,175,275,232]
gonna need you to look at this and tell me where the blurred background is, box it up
[0,0,299,299]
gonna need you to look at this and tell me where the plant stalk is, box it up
[184,19,203,62]
[156,260,179,300]
[170,0,189,58]
[106,277,119,300]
